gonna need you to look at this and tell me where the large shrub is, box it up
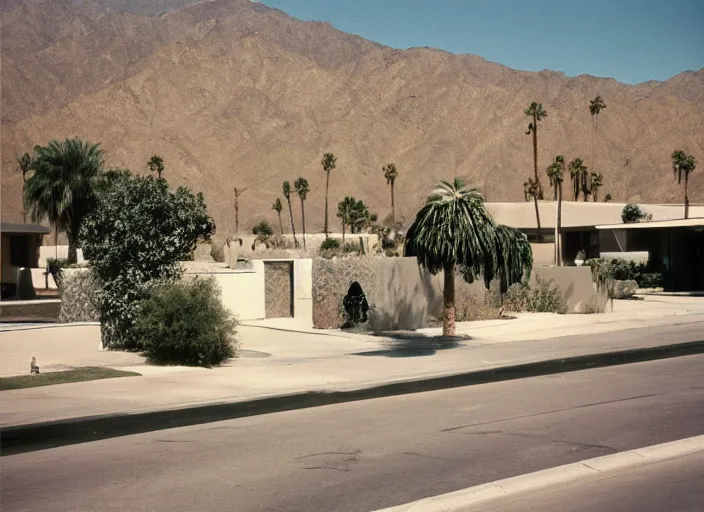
[133,278,237,366]
[81,175,215,349]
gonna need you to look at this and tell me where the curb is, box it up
[2,339,703,456]
[373,435,704,511]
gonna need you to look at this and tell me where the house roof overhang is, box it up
[0,223,51,235]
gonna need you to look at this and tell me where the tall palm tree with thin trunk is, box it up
[569,158,589,201]
[404,179,498,336]
[147,155,164,179]
[272,198,284,234]
[547,155,566,265]
[589,95,606,175]
[282,181,299,248]
[672,150,697,219]
[589,172,604,202]
[525,102,548,200]
[382,163,398,225]
[321,153,336,238]
[524,177,543,243]
[24,138,104,264]
[17,152,31,223]
[294,177,310,250]
[337,196,356,244]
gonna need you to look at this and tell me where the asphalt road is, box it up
[2,355,704,512]
[468,451,704,512]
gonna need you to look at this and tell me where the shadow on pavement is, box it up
[350,331,470,357]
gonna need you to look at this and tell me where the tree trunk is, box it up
[341,220,346,244]
[442,263,456,337]
[67,232,78,265]
[277,212,284,235]
[532,114,543,199]
[287,199,299,248]
[557,182,563,266]
[300,199,307,250]
[553,184,558,201]
[684,173,689,220]
[390,182,396,226]
[324,172,330,238]
[593,189,598,202]
[533,193,543,243]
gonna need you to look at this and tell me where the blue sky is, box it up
[260,0,704,84]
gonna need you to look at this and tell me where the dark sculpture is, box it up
[342,281,369,328]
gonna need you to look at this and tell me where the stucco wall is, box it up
[38,246,86,267]
[185,259,313,325]
[531,243,555,266]
[531,266,596,313]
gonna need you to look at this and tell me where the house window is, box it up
[9,236,31,267]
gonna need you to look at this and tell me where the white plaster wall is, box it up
[39,246,86,266]
[292,258,313,327]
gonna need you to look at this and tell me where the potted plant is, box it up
[575,249,586,266]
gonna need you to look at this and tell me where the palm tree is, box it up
[272,198,284,234]
[485,225,533,300]
[321,152,336,238]
[524,177,543,243]
[147,155,164,179]
[525,102,548,199]
[233,187,247,234]
[349,199,372,234]
[17,152,32,223]
[589,95,606,174]
[24,138,104,264]
[382,163,398,225]
[404,179,498,336]
[282,181,299,248]
[569,158,589,201]
[547,155,566,265]
[337,196,356,243]
[589,172,604,202]
[294,177,310,250]
[672,150,697,219]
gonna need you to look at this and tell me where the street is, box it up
[2,354,704,512]
[466,451,704,512]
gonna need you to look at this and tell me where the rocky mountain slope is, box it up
[2,0,703,235]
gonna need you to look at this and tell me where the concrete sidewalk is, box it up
[1,296,704,432]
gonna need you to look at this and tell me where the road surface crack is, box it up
[442,394,656,432]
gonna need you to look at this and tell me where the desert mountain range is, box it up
[2,0,703,235]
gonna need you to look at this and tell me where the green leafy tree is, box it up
[81,175,215,349]
[524,102,548,200]
[524,177,543,243]
[547,155,566,265]
[282,181,299,248]
[404,179,497,336]
[24,138,104,263]
[272,198,284,234]
[672,150,697,219]
[382,163,398,225]
[294,177,310,250]
[569,158,589,201]
[589,172,604,202]
[147,155,164,179]
[337,196,356,243]
[17,152,31,223]
[321,152,337,238]
[589,95,606,174]
[621,203,650,223]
